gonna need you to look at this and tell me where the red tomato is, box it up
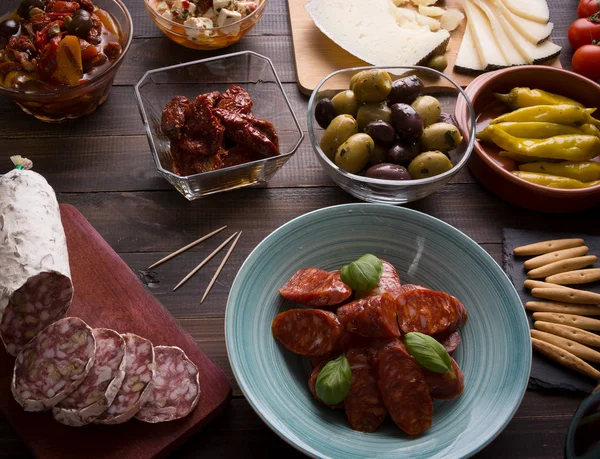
[578,0,600,18]
[572,44,600,80]
[568,17,600,49]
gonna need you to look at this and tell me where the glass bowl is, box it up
[144,0,266,50]
[307,66,476,205]
[0,0,133,123]
[134,51,304,201]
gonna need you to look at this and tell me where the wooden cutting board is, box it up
[289,0,562,95]
[0,204,231,459]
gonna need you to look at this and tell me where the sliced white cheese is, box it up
[440,8,464,31]
[463,0,508,70]
[455,25,484,72]
[490,0,553,44]
[500,0,549,24]
[418,5,444,17]
[305,0,450,66]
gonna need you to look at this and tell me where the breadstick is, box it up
[524,246,590,270]
[534,321,600,347]
[532,287,600,305]
[546,268,600,285]
[531,338,600,380]
[527,255,597,279]
[514,238,585,256]
[526,301,600,316]
[531,330,600,363]
[524,279,567,290]
[532,312,600,331]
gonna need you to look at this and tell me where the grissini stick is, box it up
[148,226,227,269]
[531,337,600,379]
[514,239,585,256]
[200,231,242,305]
[534,321,600,347]
[524,279,567,290]
[546,268,600,285]
[525,301,600,316]
[524,246,590,270]
[527,255,597,279]
[532,312,600,331]
[531,330,600,364]
[532,287,600,305]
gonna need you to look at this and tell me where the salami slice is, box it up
[12,317,95,412]
[53,328,126,426]
[344,348,387,432]
[136,346,200,423]
[337,294,400,338]
[0,167,73,356]
[423,358,465,400]
[397,288,467,336]
[95,333,154,425]
[374,340,433,435]
[433,330,461,355]
[355,261,402,299]
[308,358,343,409]
[279,268,352,307]
[271,309,343,356]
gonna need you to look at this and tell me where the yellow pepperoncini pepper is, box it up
[581,124,600,138]
[512,171,600,189]
[485,126,600,161]
[477,122,583,142]
[490,105,600,127]
[519,161,600,182]
[494,88,585,110]
[498,151,559,164]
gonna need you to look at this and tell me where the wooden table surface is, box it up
[0,0,597,457]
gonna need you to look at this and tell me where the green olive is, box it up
[356,102,392,132]
[351,69,392,103]
[411,95,441,128]
[408,151,453,179]
[428,55,448,72]
[332,90,359,117]
[420,122,464,152]
[349,70,367,91]
[335,133,374,174]
[368,144,388,165]
[320,114,359,161]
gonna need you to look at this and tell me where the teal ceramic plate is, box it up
[225,204,530,459]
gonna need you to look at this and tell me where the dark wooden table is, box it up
[0,0,596,457]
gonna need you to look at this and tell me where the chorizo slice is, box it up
[433,330,461,355]
[344,348,387,432]
[423,358,465,400]
[374,340,433,435]
[271,309,343,356]
[308,358,344,409]
[397,288,467,335]
[355,260,402,299]
[337,294,400,338]
[279,268,352,307]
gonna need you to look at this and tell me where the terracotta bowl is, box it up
[455,65,600,213]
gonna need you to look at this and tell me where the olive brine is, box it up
[316,70,464,181]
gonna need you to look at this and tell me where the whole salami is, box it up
[0,158,74,357]
[136,345,200,423]
[95,333,155,425]
[12,317,96,412]
[271,309,344,356]
[374,340,433,435]
[279,268,352,307]
[53,328,126,426]
[337,294,400,338]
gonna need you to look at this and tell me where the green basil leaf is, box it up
[404,332,454,374]
[340,254,383,291]
[315,354,352,405]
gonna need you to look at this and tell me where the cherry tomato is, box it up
[572,44,600,80]
[578,0,600,18]
[568,17,600,49]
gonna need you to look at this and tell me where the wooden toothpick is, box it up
[200,232,242,304]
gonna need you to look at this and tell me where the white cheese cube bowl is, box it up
[308,66,476,205]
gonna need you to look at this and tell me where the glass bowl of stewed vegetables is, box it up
[307,66,476,205]
[0,0,132,122]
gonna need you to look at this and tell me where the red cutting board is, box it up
[0,204,231,459]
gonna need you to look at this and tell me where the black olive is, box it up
[0,19,21,38]
[67,9,93,39]
[18,0,45,18]
[314,98,337,129]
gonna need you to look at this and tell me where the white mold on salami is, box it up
[11,317,96,412]
[0,169,73,356]
[94,333,155,425]
[53,328,126,426]
[135,345,200,423]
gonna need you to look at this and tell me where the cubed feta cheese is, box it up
[169,0,196,20]
[213,0,234,13]
[203,7,218,21]
[235,1,258,15]
[217,8,242,35]
[162,10,174,20]
[155,1,169,13]
[184,16,214,38]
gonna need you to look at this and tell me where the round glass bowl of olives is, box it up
[308,66,476,205]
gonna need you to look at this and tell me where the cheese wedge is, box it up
[500,0,549,24]
[455,26,484,72]
[463,0,508,70]
[305,0,450,66]
[490,0,553,44]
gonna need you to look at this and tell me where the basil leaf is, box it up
[315,354,352,405]
[404,332,454,375]
[340,254,383,291]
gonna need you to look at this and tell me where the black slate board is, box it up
[502,228,600,394]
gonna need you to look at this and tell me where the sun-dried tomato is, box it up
[222,146,263,168]
[186,93,225,154]
[214,108,279,158]
[48,1,81,13]
[218,85,253,113]
[37,35,61,80]
[161,96,190,141]
[30,14,53,33]
[240,113,279,148]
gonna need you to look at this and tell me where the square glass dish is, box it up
[134,51,304,200]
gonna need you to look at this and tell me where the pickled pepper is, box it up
[494,88,584,110]
[519,161,600,182]
[512,171,600,189]
[499,151,558,164]
[490,105,600,127]
[477,122,583,141]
